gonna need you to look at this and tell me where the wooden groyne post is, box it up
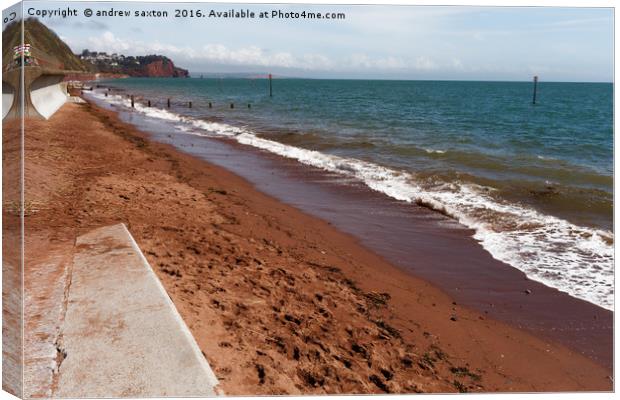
[189,101,192,108]
[147,100,151,107]
[131,95,135,108]
[167,98,171,108]
[269,73,273,97]
[532,76,538,105]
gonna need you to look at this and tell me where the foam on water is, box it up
[424,148,446,154]
[92,92,615,310]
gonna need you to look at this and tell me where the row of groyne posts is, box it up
[81,74,541,106]
[82,74,274,110]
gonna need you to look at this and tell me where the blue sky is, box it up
[21,1,615,81]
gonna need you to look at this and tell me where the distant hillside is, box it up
[79,50,189,78]
[2,18,188,78]
[2,17,89,71]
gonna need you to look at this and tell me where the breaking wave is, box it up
[92,91,615,310]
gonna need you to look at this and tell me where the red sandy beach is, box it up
[12,100,613,395]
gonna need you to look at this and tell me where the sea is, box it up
[91,78,614,311]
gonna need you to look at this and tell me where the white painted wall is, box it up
[30,75,67,119]
[2,81,15,119]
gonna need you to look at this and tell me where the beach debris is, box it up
[208,187,228,195]
[369,374,390,392]
[401,356,414,368]
[373,319,401,339]
[298,369,324,388]
[364,291,391,307]
[450,314,458,322]
[524,289,532,295]
[453,380,468,393]
[255,363,266,384]
[450,366,482,382]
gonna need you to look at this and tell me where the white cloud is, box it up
[413,56,436,71]
[68,32,474,74]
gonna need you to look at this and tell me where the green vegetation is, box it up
[3,18,89,71]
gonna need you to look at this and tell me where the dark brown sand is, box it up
[19,101,612,395]
[151,120,612,369]
[2,120,23,397]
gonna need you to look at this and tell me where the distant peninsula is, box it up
[78,50,189,78]
[2,18,189,79]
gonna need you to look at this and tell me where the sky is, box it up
[13,1,616,81]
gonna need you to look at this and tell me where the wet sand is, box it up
[137,118,613,369]
[21,101,612,394]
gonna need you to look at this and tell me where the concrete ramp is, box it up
[54,224,221,398]
[2,81,15,119]
[30,74,67,119]
[2,67,75,120]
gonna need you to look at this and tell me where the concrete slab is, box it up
[30,74,67,119]
[24,243,74,399]
[54,224,221,398]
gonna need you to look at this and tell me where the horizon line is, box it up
[184,73,613,84]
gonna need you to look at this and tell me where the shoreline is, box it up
[23,100,612,394]
[91,89,613,369]
[89,82,614,314]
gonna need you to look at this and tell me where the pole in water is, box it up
[248,103,251,109]
[269,73,273,97]
[105,92,108,97]
[230,103,234,109]
[167,98,171,108]
[147,100,151,107]
[208,102,212,108]
[532,75,538,105]
[131,95,135,108]
[189,101,192,108]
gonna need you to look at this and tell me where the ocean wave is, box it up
[91,91,615,310]
[424,148,446,154]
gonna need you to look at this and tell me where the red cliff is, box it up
[140,59,189,78]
